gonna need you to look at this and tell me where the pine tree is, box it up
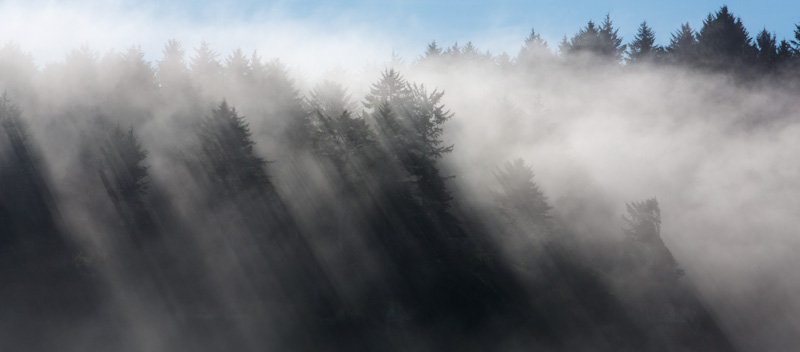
[157,39,188,88]
[0,95,58,243]
[363,68,411,111]
[225,48,251,82]
[792,23,800,54]
[666,23,698,64]
[696,6,757,69]
[517,28,551,66]
[306,80,358,119]
[622,198,683,279]
[628,21,663,63]
[598,14,627,62]
[261,59,310,149]
[198,100,270,196]
[755,29,779,68]
[364,70,454,212]
[563,15,626,63]
[776,40,794,64]
[424,41,442,59]
[190,41,223,95]
[493,159,551,231]
[0,42,37,104]
[565,20,601,55]
[95,125,153,243]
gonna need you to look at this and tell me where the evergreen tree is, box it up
[95,125,154,245]
[157,39,189,90]
[0,42,37,104]
[312,110,377,185]
[363,68,411,111]
[493,159,551,231]
[190,41,223,95]
[598,14,627,62]
[364,69,455,213]
[0,95,58,245]
[776,39,795,64]
[106,46,158,124]
[695,6,757,69]
[755,29,779,68]
[628,21,663,63]
[225,48,252,82]
[792,23,800,53]
[198,100,270,196]
[622,198,682,280]
[517,28,551,66]
[667,23,698,64]
[563,15,626,63]
[306,80,357,119]
[117,46,158,91]
[565,20,601,55]
[424,40,442,59]
[261,59,311,150]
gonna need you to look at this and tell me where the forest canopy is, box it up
[0,5,798,352]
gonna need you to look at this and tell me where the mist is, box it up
[1,4,799,352]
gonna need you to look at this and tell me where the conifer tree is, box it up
[494,159,551,231]
[628,21,663,63]
[598,14,627,62]
[0,43,37,104]
[226,48,252,82]
[563,15,626,63]
[755,29,779,68]
[667,23,698,64]
[517,28,551,66]
[190,41,223,95]
[157,39,188,90]
[696,6,757,69]
[566,20,601,55]
[364,68,411,111]
[198,100,270,196]
[622,198,683,280]
[306,81,357,119]
[776,40,794,64]
[792,23,800,53]
[424,41,442,59]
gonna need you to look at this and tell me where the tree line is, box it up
[0,6,758,352]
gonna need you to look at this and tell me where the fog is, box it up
[1,4,799,352]
[415,61,800,351]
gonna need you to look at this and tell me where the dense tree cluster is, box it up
[422,6,800,79]
[0,5,777,352]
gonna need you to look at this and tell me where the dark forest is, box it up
[1,5,799,351]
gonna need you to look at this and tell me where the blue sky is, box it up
[0,0,798,74]
[138,0,799,51]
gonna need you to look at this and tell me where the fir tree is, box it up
[667,23,698,64]
[198,100,270,196]
[628,21,663,63]
[517,28,552,66]
[755,29,779,68]
[494,159,551,231]
[598,14,627,62]
[696,6,757,69]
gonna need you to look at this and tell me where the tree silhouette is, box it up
[562,15,626,63]
[564,20,601,56]
[518,28,552,67]
[598,14,627,62]
[198,100,270,196]
[667,23,698,64]
[628,21,663,63]
[755,29,779,69]
[494,159,551,230]
[696,6,756,70]
[622,198,683,280]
